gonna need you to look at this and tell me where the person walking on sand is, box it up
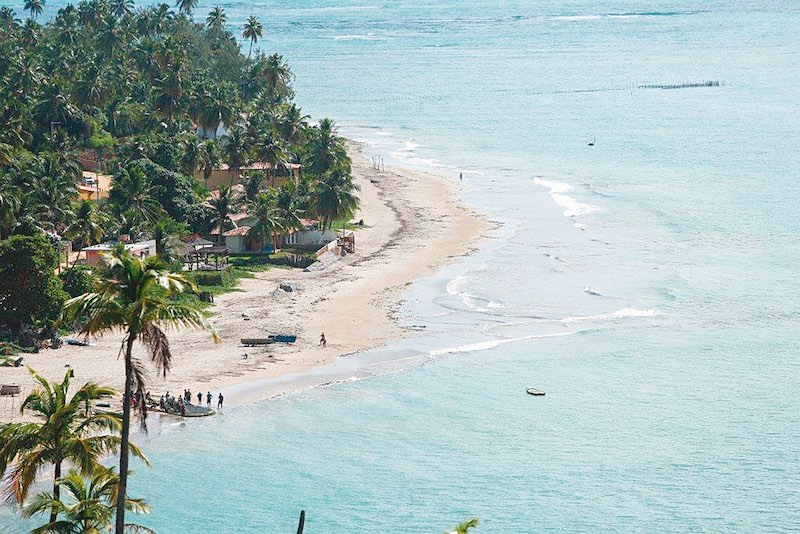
[459,172,463,182]
[217,393,224,410]
[197,391,202,405]
[320,332,327,347]
[206,392,212,407]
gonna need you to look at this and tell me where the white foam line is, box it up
[560,307,661,324]
[429,331,577,357]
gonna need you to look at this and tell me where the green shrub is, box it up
[59,266,96,298]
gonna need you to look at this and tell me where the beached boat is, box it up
[526,388,545,396]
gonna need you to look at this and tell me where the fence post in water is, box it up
[296,510,306,534]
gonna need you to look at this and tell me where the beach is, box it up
[0,143,489,421]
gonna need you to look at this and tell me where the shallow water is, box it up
[3,0,800,532]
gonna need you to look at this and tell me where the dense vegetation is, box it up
[0,2,365,531]
[0,0,359,342]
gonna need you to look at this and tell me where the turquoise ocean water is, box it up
[3,1,800,531]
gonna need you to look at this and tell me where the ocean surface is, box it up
[3,0,800,532]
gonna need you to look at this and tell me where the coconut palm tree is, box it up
[222,124,249,187]
[23,0,44,19]
[252,131,286,187]
[109,165,165,228]
[247,191,283,251]
[206,6,226,33]
[111,0,134,18]
[242,16,263,58]
[0,184,19,239]
[175,0,197,18]
[279,103,309,149]
[307,118,349,176]
[152,216,187,261]
[208,185,240,242]
[66,199,105,265]
[23,467,150,534]
[179,135,202,176]
[0,368,145,525]
[446,518,480,534]
[195,82,239,139]
[312,168,359,231]
[198,139,221,188]
[60,249,218,534]
[274,182,304,240]
[261,53,293,104]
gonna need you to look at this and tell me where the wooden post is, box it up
[296,510,305,534]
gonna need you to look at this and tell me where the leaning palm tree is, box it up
[60,249,218,534]
[23,467,150,534]
[446,517,480,534]
[23,0,44,19]
[242,16,263,58]
[0,368,145,525]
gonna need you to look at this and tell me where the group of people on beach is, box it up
[149,389,224,417]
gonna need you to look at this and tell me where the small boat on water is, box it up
[526,388,545,396]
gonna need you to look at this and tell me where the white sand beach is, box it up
[0,144,490,420]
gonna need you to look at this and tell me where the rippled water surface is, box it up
[3,0,800,532]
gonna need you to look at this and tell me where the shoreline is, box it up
[0,142,491,422]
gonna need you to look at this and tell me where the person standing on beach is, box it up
[206,392,212,407]
[320,333,327,347]
[459,172,463,182]
[217,393,224,410]
[197,391,202,405]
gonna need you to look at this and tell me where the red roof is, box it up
[222,226,252,237]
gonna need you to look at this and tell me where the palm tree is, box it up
[198,139,221,188]
[279,103,308,149]
[208,185,240,242]
[222,124,249,187]
[23,467,150,534]
[195,82,239,139]
[60,249,218,534]
[66,199,105,265]
[242,16,263,58]
[175,0,197,18]
[23,0,44,19]
[206,6,226,32]
[312,168,360,231]
[109,166,165,228]
[0,368,144,524]
[446,518,480,534]
[111,0,134,18]
[152,216,187,261]
[0,184,19,239]
[247,191,283,251]
[307,118,349,176]
[22,153,81,232]
[253,131,286,187]
[179,135,202,176]
[274,182,304,242]
[261,53,294,104]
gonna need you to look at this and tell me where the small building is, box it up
[196,163,302,190]
[75,171,111,201]
[81,239,156,266]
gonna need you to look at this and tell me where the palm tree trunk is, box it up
[115,335,135,534]
[249,40,254,59]
[50,460,61,524]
